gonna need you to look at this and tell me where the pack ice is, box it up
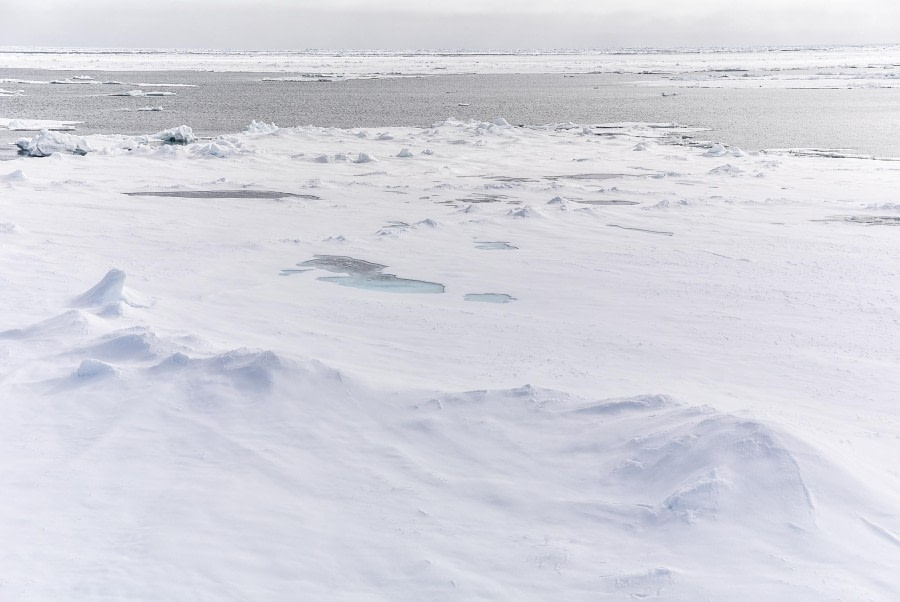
[0,118,897,601]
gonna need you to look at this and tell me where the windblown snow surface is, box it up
[1,119,899,600]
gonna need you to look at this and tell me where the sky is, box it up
[0,0,898,49]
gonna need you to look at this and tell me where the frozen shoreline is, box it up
[1,118,899,599]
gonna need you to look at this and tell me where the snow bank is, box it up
[1,169,28,182]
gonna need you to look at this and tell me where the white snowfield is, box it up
[1,119,899,600]
[1,45,900,86]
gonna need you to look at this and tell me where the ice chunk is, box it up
[244,120,279,134]
[16,130,90,157]
[1,118,81,131]
[153,125,196,144]
[190,137,244,158]
[703,143,729,157]
[355,152,377,163]
[111,89,177,97]
[709,164,745,176]
[396,148,414,158]
[75,358,117,378]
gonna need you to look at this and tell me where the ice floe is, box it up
[0,115,898,601]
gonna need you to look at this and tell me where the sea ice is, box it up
[16,130,90,156]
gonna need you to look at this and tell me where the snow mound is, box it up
[75,358,118,379]
[0,310,104,340]
[69,328,169,363]
[703,143,729,157]
[72,269,127,309]
[0,222,25,234]
[245,120,279,134]
[508,206,536,218]
[153,125,196,144]
[645,199,691,210]
[16,130,90,157]
[633,141,656,151]
[493,117,511,127]
[2,169,28,182]
[396,148,414,158]
[355,152,378,164]
[190,137,244,158]
[709,164,745,176]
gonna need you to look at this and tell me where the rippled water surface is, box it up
[2,69,899,156]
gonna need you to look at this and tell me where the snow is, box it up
[1,47,898,88]
[16,129,91,156]
[0,117,898,600]
[110,89,178,97]
[244,120,279,134]
[151,125,197,144]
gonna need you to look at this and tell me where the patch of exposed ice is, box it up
[152,125,196,144]
[703,143,729,157]
[244,120,279,134]
[110,89,177,97]
[16,130,90,157]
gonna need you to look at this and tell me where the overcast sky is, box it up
[1,0,898,49]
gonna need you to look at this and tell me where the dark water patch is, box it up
[464,293,516,303]
[545,173,644,181]
[475,241,518,250]
[812,215,900,226]
[607,224,674,236]
[279,268,314,276]
[290,254,445,293]
[460,175,538,183]
[575,200,640,206]
[458,193,520,204]
[123,190,319,200]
